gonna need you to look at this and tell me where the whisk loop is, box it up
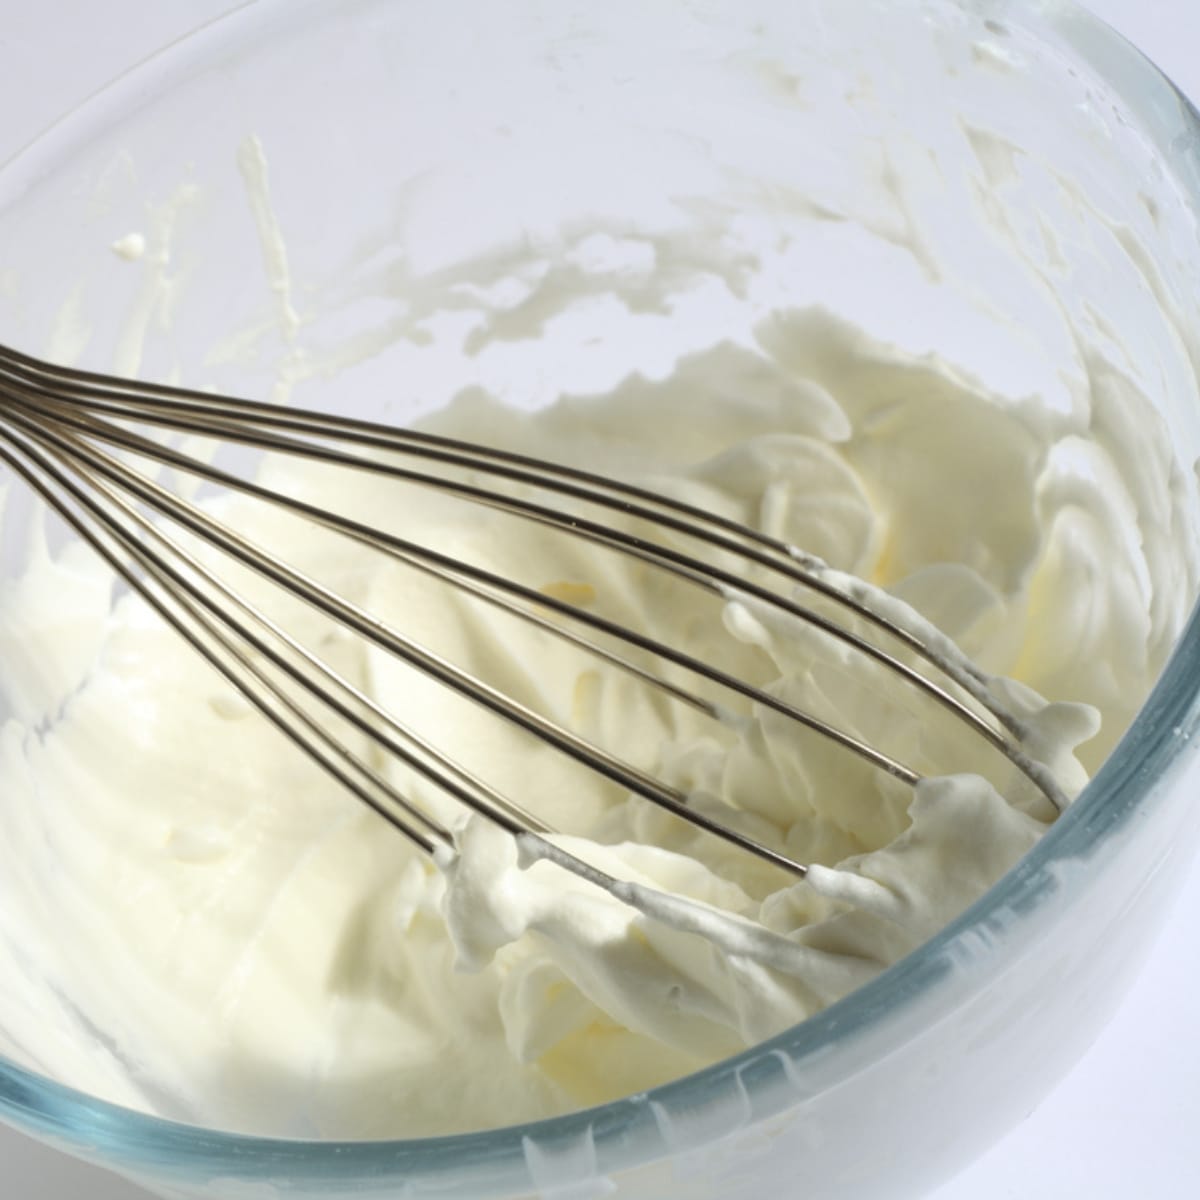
[0,343,1068,893]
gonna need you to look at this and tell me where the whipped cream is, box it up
[0,299,1185,1137]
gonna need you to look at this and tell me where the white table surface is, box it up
[0,2,1197,1197]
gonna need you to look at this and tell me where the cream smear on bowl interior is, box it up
[0,15,1197,1140]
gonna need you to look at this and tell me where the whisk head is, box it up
[0,343,1071,896]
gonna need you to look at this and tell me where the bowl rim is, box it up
[1,0,1199,1186]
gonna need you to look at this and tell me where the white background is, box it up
[0,2,1197,1197]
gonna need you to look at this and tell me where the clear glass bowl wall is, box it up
[1,1,1199,1197]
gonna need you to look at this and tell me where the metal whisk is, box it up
[0,343,1067,891]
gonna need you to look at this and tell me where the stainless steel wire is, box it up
[0,343,1068,885]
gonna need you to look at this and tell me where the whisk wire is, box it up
[0,343,1071,882]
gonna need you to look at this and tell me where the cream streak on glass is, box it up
[0,120,1192,1139]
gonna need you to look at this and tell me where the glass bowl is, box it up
[1,1,1199,1197]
